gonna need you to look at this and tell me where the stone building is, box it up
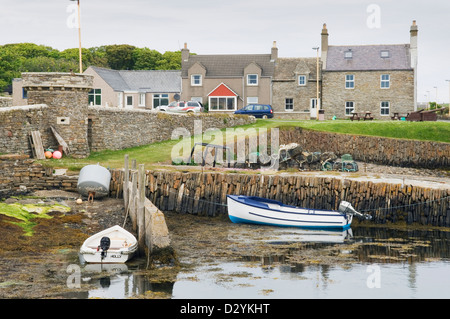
[180,42,277,112]
[271,58,322,119]
[320,21,418,120]
[22,72,93,158]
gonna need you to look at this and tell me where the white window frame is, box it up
[345,74,355,89]
[191,74,202,86]
[88,89,102,106]
[208,96,237,111]
[380,101,390,116]
[345,101,355,116]
[344,51,353,59]
[298,75,306,86]
[138,93,146,107]
[153,93,169,108]
[247,74,258,86]
[285,98,294,111]
[381,74,390,89]
[125,95,134,108]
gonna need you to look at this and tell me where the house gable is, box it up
[208,83,239,97]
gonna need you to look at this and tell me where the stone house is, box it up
[272,57,322,119]
[83,66,181,109]
[320,21,418,120]
[180,42,277,112]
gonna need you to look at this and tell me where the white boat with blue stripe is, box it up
[227,195,368,230]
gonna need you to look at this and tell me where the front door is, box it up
[310,98,317,118]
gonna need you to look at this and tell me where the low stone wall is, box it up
[0,105,52,156]
[109,170,450,227]
[278,127,450,169]
[87,106,255,152]
[0,97,12,108]
[0,154,77,196]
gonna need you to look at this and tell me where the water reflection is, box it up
[75,226,450,299]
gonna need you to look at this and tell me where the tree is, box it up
[133,47,163,70]
[104,44,136,70]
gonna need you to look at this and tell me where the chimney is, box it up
[321,23,329,68]
[181,42,190,62]
[271,41,278,62]
[410,20,418,111]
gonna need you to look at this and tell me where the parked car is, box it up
[162,101,203,113]
[234,104,274,119]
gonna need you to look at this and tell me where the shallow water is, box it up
[77,226,450,299]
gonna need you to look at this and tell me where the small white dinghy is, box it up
[227,195,370,230]
[80,225,138,263]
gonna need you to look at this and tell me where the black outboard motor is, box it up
[99,236,111,261]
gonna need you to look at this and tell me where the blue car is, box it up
[234,104,274,119]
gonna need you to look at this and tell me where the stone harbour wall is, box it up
[109,169,450,227]
[278,127,450,169]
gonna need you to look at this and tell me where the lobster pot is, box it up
[77,164,111,198]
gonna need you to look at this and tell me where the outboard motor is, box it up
[339,201,372,220]
[98,236,111,260]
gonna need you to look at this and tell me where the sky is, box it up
[1,0,450,103]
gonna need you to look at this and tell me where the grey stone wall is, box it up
[322,70,415,120]
[278,127,449,169]
[0,97,12,108]
[88,106,255,152]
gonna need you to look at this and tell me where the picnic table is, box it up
[363,111,373,121]
[350,112,360,121]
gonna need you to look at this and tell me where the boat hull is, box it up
[79,225,138,264]
[227,195,352,230]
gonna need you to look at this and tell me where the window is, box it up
[191,74,202,86]
[381,101,390,116]
[298,75,306,86]
[153,94,169,108]
[139,93,146,107]
[345,75,354,89]
[126,95,133,107]
[191,97,203,103]
[209,97,236,111]
[380,50,390,58]
[285,98,294,111]
[345,101,355,115]
[88,89,102,105]
[22,88,28,99]
[247,97,258,104]
[381,74,390,89]
[344,50,353,59]
[247,74,258,85]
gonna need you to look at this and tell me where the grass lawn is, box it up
[41,119,449,170]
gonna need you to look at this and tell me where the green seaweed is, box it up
[0,202,70,236]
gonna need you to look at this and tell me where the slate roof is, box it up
[181,54,275,77]
[325,44,412,71]
[273,58,321,81]
[90,66,181,93]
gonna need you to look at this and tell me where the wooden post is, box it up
[138,164,146,257]
[123,154,129,213]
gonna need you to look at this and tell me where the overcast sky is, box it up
[1,0,450,103]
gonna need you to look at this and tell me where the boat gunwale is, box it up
[226,195,347,218]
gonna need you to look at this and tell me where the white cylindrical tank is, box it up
[77,164,111,198]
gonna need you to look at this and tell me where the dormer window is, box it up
[344,49,353,59]
[380,50,390,58]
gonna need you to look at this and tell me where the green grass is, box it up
[239,119,450,143]
[40,119,449,170]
